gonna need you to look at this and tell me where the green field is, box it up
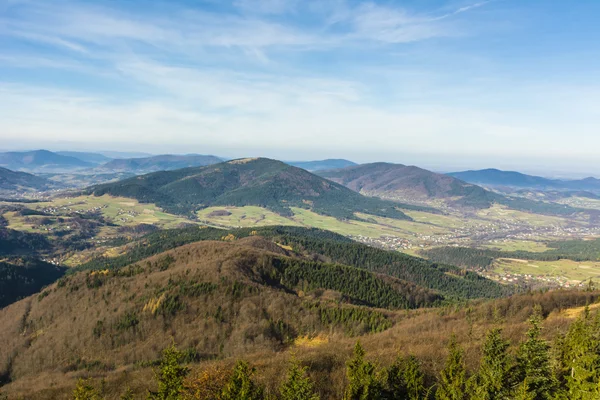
[476,205,577,227]
[2,195,191,235]
[493,258,600,282]
[482,240,552,252]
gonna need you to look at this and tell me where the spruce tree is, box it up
[472,328,512,399]
[121,387,134,400]
[345,341,383,400]
[386,354,425,400]
[73,378,100,400]
[279,359,320,400]
[221,361,264,400]
[556,307,600,399]
[514,307,556,400]
[435,335,467,400]
[148,343,189,400]
[404,356,425,400]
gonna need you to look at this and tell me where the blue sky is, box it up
[1,0,600,175]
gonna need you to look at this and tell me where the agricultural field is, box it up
[31,195,190,228]
[557,196,600,211]
[481,240,552,252]
[476,205,578,227]
[493,258,600,283]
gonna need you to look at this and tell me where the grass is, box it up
[482,240,551,252]
[476,205,577,227]
[32,195,191,228]
[196,206,298,228]
[493,258,600,283]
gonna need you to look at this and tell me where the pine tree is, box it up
[148,343,190,400]
[279,359,320,400]
[120,387,134,400]
[555,307,600,400]
[514,307,556,400]
[221,361,264,400]
[386,355,425,400]
[345,341,383,400]
[471,328,512,399]
[73,378,100,400]
[435,335,467,400]
[404,356,425,400]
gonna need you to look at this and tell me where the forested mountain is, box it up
[96,154,223,173]
[317,162,493,206]
[73,225,511,300]
[286,159,357,171]
[318,162,590,216]
[55,151,113,165]
[87,158,418,220]
[0,150,93,172]
[0,167,60,193]
[449,168,600,192]
[0,258,65,308]
[0,232,596,399]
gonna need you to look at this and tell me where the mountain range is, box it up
[0,150,93,172]
[95,154,223,174]
[316,162,590,217]
[0,167,60,193]
[87,158,417,220]
[286,159,357,171]
[449,169,600,193]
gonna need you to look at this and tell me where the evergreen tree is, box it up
[471,328,512,399]
[555,307,600,400]
[512,379,535,400]
[435,335,467,400]
[345,341,383,400]
[404,356,426,400]
[148,343,190,400]
[120,387,134,400]
[279,359,320,400]
[385,355,425,400]
[514,307,556,400]
[73,378,100,400]
[221,361,264,400]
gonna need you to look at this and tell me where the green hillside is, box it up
[74,225,512,301]
[87,158,420,220]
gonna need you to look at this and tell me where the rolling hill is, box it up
[318,163,590,216]
[317,162,501,208]
[0,150,93,172]
[286,159,357,171]
[55,151,113,165]
[0,167,60,193]
[87,158,419,220]
[449,169,600,193]
[96,154,223,174]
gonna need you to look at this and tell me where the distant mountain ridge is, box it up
[317,162,588,217]
[55,151,113,165]
[286,159,357,171]
[87,157,416,220]
[449,169,600,192]
[0,167,61,193]
[317,162,497,208]
[0,150,92,172]
[96,154,223,173]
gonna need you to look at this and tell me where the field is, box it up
[476,205,578,227]
[2,195,190,232]
[482,240,552,252]
[493,258,600,283]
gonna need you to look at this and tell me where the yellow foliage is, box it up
[294,335,329,348]
[221,233,236,242]
[143,293,166,315]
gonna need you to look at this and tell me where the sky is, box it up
[1,0,600,176]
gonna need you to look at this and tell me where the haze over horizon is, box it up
[2,0,599,176]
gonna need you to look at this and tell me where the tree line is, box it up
[72,305,600,399]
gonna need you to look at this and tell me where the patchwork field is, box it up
[493,258,600,283]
